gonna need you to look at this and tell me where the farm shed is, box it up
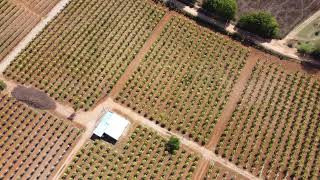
[93,111,130,143]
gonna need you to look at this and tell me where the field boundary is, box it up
[108,11,174,98]
[161,0,320,66]
[207,49,259,149]
[0,0,72,74]
[94,98,261,180]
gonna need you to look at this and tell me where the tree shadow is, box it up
[301,61,320,74]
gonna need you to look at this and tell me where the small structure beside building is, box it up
[92,111,130,144]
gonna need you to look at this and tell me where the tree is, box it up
[0,80,6,91]
[166,136,180,154]
[238,11,280,39]
[203,0,237,21]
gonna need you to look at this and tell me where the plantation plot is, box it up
[203,162,248,180]
[0,93,83,179]
[116,16,249,145]
[4,0,165,110]
[215,60,320,179]
[61,126,200,179]
[0,0,61,61]
[0,0,38,61]
[18,0,61,16]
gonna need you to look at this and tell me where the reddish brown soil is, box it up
[193,159,210,179]
[207,49,259,149]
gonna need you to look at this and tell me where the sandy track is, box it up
[101,98,260,180]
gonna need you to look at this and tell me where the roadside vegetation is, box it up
[203,0,237,21]
[237,11,280,39]
[297,42,320,60]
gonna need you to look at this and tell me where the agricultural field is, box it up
[0,0,59,61]
[203,162,247,180]
[4,0,166,110]
[61,125,200,179]
[116,16,249,145]
[215,60,320,179]
[0,92,83,179]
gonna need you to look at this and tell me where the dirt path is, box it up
[0,0,72,74]
[108,11,174,98]
[164,0,320,64]
[285,9,320,40]
[206,49,259,149]
[96,98,260,180]
[51,125,93,180]
[193,159,210,179]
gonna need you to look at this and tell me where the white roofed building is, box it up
[93,111,130,143]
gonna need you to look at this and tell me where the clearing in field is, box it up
[115,16,249,145]
[0,93,83,179]
[4,0,165,110]
[61,125,200,179]
[215,60,320,179]
[0,0,60,61]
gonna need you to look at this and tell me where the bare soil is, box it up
[12,85,56,110]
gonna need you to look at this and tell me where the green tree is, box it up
[166,136,180,154]
[0,80,6,91]
[204,0,237,20]
[238,11,280,39]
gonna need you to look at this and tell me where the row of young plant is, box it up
[116,16,249,145]
[0,93,83,180]
[215,60,320,179]
[62,125,200,179]
[203,162,243,180]
[4,0,165,110]
[0,0,40,61]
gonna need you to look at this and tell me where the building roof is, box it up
[93,111,130,140]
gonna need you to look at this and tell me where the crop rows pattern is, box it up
[0,93,83,179]
[0,0,39,61]
[216,60,320,179]
[4,0,165,110]
[203,162,247,180]
[116,16,249,145]
[18,0,61,16]
[61,126,199,179]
